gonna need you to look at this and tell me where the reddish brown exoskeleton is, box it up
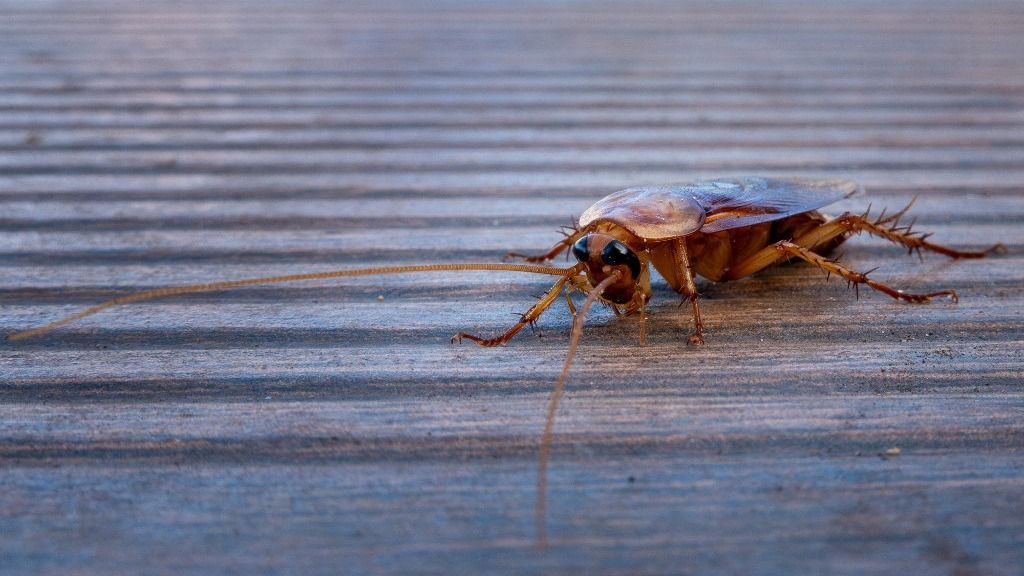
[7,177,1006,548]
[483,177,1005,347]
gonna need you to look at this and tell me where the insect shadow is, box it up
[8,177,1006,548]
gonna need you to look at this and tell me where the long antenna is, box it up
[8,263,577,342]
[535,271,621,549]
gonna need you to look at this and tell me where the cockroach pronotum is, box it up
[8,176,1006,547]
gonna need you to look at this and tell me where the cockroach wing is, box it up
[693,177,863,234]
[580,177,862,241]
[578,186,707,240]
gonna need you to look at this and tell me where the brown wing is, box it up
[579,177,862,240]
[578,186,706,240]
[691,177,863,234]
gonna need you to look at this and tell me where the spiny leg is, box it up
[673,238,705,344]
[562,290,577,317]
[724,201,1002,285]
[451,275,574,347]
[730,240,958,303]
[801,201,1006,260]
[505,221,588,263]
[724,215,864,281]
[637,293,648,346]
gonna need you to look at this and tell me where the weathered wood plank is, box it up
[1,0,1022,575]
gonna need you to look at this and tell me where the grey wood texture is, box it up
[1,1,1023,574]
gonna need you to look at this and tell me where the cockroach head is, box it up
[571,233,645,305]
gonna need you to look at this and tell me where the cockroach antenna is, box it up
[6,263,579,342]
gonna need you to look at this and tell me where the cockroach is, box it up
[7,176,1006,547]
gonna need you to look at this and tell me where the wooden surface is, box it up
[2,1,1023,574]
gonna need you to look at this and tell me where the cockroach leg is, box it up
[637,293,648,346]
[637,248,649,346]
[504,237,575,263]
[725,220,961,302]
[732,240,958,303]
[451,275,572,347]
[773,241,958,302]
[725,203,1004,284]
[839,210,1007,256]
[505,225,590,263]
[833,211,1006,259]
[673,238,705,344]
[562,291,577,318]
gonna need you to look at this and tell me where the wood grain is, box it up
[1,1,1022,574]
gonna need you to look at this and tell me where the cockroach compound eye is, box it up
[571,235,590,263]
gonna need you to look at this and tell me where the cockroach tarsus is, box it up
[7,176,1007,549]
